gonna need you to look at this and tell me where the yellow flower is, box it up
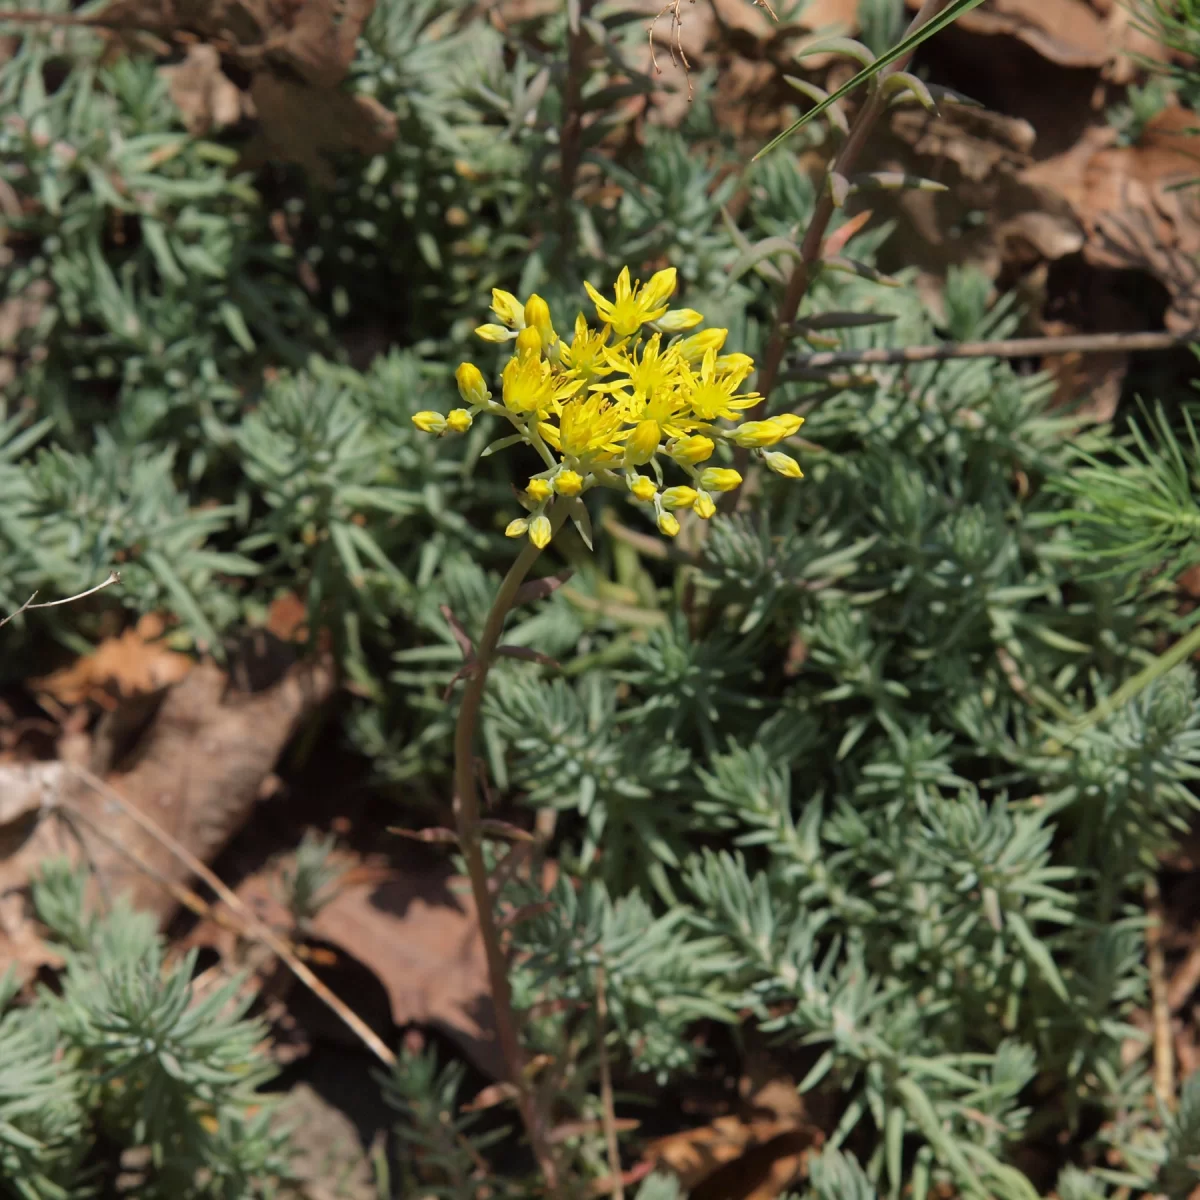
[699,468,742,493]
[686,348,761,423]
[715,353,755,387]
[456,362,489,406]
[446,409,473,433]
[656,308,704,332]
[556,394,626,464]
[491,288,525,329]
[413,411,447,434]
[524,294,556,351]
[732,419,788,448]
[624,419,662,466]
[661,486,698,510]
[668,434,715,465]
[629,475,658,502]
[693,491,717,519]
[553,469,584,496]
[771,413,805,437]
[559,313,611,382]
[527,478,553,502]
[529,515,553,549]
[676,327,727,363]
[476,323,515,343]
[502,353,581,417]
[603,333,685,402]
[657,510,681,537]
[515,326,542,359]
[585,266,677,337]
[763,451,804,478]
[506,518,530,538]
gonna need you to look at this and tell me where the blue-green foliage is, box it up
[1,0,1198,1197]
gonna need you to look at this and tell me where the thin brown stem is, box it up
[66,764,397,1068]
[729,0,955,488]
[453,498,571,1189]
[559,0,596,246]
[1146,878,1175,1110]
[595,966,625,1200]
[780,328,1197,373]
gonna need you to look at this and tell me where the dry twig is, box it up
[596,965,625,1200]
[66,764,398,1068]
[0,571,121,630]
[729,0,956,488]
[780,329,1198,374]
[1146,878,1176,1109]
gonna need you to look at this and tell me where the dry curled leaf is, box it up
[644,1071,822,1200]
[242,74,397,186]
[159,43,242,135]
[32,613,192,711]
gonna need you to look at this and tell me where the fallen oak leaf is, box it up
[159,43,243,134]
[31,610,191,711]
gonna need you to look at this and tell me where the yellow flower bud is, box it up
[655,308,704,332]
[669,435,715,465]
[529,514,553,549]
[506,518,529,538]
[625,419,661,466]
[732,420,785,449]
[515,326,542,360]
[661,486,698,510]
[692,490,717,519]
[763,450,804,478]
[657,510,681,538]
[553,470,584,497]
[524,294,555,348]
[456,362,489,406]
[698,468,742,493]
[716,352,755,388]
[526,478,553,502]
[642,267,678,310]
[412,411,447,434]
[476,323,514,343]
[771,413,805,438]
[716,352,755,375]
[629,475,658,502]
[677,327,728,363]
[491,288,525,329]
[446,408,473,434]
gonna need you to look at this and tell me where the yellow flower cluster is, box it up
[411,267,804,549]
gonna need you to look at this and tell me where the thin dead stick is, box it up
[1146,878,1175,1109]
[1168,934,1200,1014]
[595,966,625,1200]
[0,570,121,629]
[66,763,397,1068]
[728,0,956,489]
[780,329,1198,374]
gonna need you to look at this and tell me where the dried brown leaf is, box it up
[242,74,397,186]
[32,615,193,710]
[159,44,243,135]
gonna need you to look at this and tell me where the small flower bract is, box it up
[412,269,805,547]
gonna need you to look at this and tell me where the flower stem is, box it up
[452,499,570,1188]
[729,0,955,486]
